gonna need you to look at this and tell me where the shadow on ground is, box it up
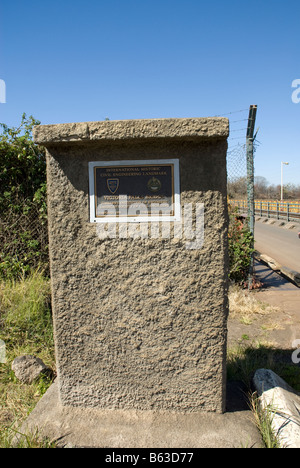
[226,344,300,414]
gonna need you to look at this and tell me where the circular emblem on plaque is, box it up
[147,177,161,192]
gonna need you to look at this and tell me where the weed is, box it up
[0,269,53,358]
[249,392,281,448]
[0,271,55,448]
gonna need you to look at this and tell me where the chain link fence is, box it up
[214,107,249,205]
[0,198,49,278]
[227,143,247,201]
[225,108,258,213]
[224,108,259,287]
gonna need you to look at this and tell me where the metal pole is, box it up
[247,138,254,234]
[246,105,257,289]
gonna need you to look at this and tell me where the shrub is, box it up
[228,207,254,283]
[0,114,48,279]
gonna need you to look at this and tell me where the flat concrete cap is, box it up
[33,117,229,146]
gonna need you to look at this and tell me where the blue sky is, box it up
[0,0,299,186]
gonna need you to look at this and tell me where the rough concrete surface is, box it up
[37,118,230,413]
[33,117,229,145]
[21,381,262,448]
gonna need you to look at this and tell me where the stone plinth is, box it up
[33,117,229,414]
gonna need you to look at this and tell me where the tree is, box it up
[254,176,269,199]
[227,176,247,199]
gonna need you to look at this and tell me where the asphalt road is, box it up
[254,221,300,272]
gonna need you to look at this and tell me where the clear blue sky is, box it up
[0,0,299,186]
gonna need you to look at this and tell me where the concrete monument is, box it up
[24,117,231,446]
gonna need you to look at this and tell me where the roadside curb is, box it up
[254,251,300,288]
[255,216,299,230]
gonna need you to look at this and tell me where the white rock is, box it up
[253,368,300,448]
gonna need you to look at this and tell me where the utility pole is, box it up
[246,105,257,288]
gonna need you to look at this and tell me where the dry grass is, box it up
[229,285,280,324]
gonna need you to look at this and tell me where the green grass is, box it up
[228,341,300,448]
[249,392,281,449]
[0,270,55,448]
[1,272,299,448]
[227,342,300,392]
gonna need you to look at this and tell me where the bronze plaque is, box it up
[92,161,178,220]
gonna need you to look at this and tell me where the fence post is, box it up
[287,203,290,222]
[246,105,257,289]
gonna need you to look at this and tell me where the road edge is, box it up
[254,251,300,288]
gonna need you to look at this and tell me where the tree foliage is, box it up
[0,114,48,278]
[228,176,300,200]
[0,114,46,210]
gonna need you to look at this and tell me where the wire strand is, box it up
[213,108,249,117]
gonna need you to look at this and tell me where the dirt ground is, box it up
[227,261,300,350]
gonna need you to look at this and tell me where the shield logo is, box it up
[107,178,119,194]
[147,177,161,192]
